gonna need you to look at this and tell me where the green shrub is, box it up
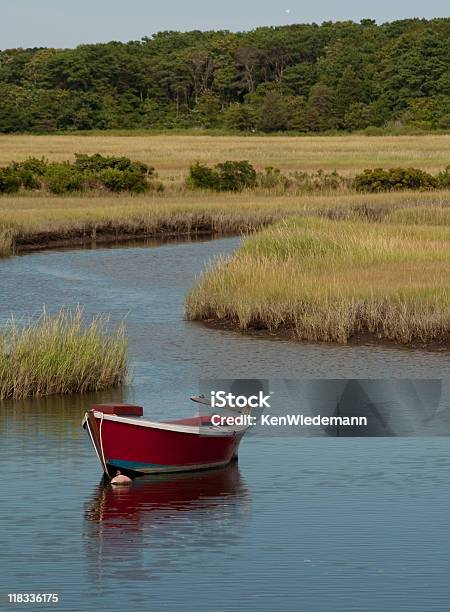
[436,165,450,188]
[74,153,153,177]
[215,161,257,191]
[0,168,21,193]
[0,153,161,195]
[188,162,220,190]
[99,168,149,193]
[11,156,49,176]
[6,157,48,190]
[44,163,83,194]
[353,167,438,192]
[19,170,41,190]
[188,160,257,191]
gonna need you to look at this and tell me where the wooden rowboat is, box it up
[82,402,249,478]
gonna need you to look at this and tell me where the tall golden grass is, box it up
[0,308,127,399]
[186,216,450,345]
[1,134,449,178]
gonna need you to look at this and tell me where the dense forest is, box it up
[0,18,449,133]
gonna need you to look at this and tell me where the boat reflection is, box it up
[84,463,250,581]
[86,461,248,523]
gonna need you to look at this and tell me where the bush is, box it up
[74,153,153,177]
[0,168,21,193]
[99,168,149,193]
[215,161,257,191]
[353,167,438,192]
[188,160,257,191]
[19,170,42,190]
[0,153,160,195]
[436,165,450,188]
[7,157,48,190]
[11,156,49,176]
[187,162,220,190]
[44,164,83,194]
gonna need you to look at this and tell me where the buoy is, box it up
[110,470,132,486]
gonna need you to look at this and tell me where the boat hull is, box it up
[84,411,245,476]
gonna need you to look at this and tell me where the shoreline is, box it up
[197,317,450,352]
[13,228,232,254]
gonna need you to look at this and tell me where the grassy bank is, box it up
[0,309,127,399]
[1,190,448,256]
[186,214,450,345]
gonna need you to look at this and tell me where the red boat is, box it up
[82,400,249,478]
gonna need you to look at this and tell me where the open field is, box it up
[1,134,450,181]
[1,190,449,256]
[186,215,450,345]
[0,308,127,399]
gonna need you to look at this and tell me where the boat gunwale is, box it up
[83,410,249,436]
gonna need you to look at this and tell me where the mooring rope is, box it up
[85,411,111,479]
[98,412,111,479]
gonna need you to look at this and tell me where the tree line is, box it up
[0,18,449,133]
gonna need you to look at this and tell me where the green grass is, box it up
[186,215,450,345]
[0,308,127,399]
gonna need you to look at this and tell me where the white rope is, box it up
[99,412,111,479]
[85,417,101,465]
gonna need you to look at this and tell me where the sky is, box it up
[1,0,449,49]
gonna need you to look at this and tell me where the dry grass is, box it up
[385,206,450,226]
[1,134,449,181]
[186,216,450,345]
[0,190,448,256]
[0,308,127,399]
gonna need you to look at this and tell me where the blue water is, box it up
[1,238,449,611]
[2,404,450,611]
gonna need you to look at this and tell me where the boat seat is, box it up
[92,403,144,417]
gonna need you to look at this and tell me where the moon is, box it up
[285,9,291,14]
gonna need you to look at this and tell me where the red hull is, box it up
[83,409,247,476]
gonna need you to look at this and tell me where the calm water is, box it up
[1,238,450,611]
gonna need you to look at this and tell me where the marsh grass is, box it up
[0,133,449,256]
[1,134,449,178]
[0,308,127,399]
[186,217,450,345]
[385,206,450,226]
[0,190,448,257]
[0,133,449,348]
